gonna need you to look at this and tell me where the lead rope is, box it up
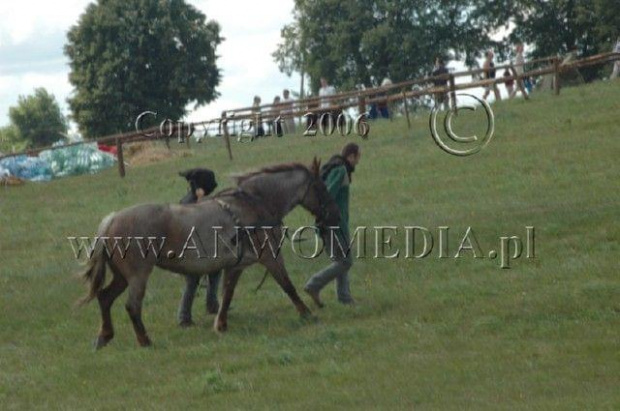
[216,197,283,292]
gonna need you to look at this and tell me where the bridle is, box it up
[298,174,333,228]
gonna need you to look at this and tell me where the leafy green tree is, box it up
[0,125,26,153]
[495,0,620,80]
[8,88,68,148]
[64,0,222,138]
[273,0,500,93]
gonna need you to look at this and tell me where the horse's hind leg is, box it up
[214,267,243,333]
[125,272,152,347]
[261,256,312,318]
[94,265,128,350]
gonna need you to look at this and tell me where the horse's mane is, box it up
[233,162,311,184]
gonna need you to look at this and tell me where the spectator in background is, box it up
[376,77,392,119]
[369,78,392,120]
[270,96,283,137]
[251,95,265,138]
[318,77,338,130]
[510,43,527,98]
[431,57,449,110]
[319,77,336,109]
[524,76,534,93]
[282,89,296,134]
[611,37,620,80]
[504,69,515,97]
[482,51,501,102]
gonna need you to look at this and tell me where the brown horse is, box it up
[78,158,340,349]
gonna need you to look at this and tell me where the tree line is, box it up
[2,0,618,150]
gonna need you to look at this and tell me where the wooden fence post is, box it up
[401,89,411,130]
[221,111,233,161]
[116,138,125,178]
[553,57,561,95]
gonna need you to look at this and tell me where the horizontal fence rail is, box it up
[1,51,618,178]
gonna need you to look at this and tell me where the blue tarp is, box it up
[0,142,116,182]
[0,155,53,182]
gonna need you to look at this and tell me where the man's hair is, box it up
[341,142,360,158]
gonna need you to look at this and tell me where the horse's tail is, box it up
[76,212,115,306]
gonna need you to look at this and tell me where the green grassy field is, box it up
[1,81,619,409]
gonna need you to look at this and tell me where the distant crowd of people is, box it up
[481,43,532,102]
[246,75,396,139]
[430,42,535,110]
[249,89,296,138]
[242,38,620,135]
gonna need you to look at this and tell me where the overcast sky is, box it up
[0,0,302,130]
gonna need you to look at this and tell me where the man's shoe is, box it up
[338,298,356,306]
[206,299,220,315]
[304,286,324,308]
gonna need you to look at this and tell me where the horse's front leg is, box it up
[214,267,243,333]
[260,255,312,318]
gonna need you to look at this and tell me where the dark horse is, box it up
[78,159,340,349]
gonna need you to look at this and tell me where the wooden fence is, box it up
[1,51,618,178]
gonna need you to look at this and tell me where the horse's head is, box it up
[298,157,341,229]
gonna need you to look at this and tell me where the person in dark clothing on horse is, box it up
[177,168,221,326]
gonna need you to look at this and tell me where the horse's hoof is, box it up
[214,321,228,333]
[93,335,111,350]
[138,336,152,347]
[179,319,195,328]
[301,313,319,324]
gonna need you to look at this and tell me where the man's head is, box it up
[486,50,494,60]
[179,168,218,198]
[342,142,361,167]
[283,89,290,98]
[516,43,524,53]
[320,77,328,87]
[435,56,444,66]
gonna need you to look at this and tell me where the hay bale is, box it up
[124,142,190,166]
[1,175,25,186]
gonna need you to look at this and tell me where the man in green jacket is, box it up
[304,142,361,306]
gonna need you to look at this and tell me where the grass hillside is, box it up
[1,81,619,409]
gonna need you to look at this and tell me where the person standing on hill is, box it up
[482,50,501,102]
[319,77,336,109]
[611,38,620,80]
[270,96,283,137]
[304,142,361,307]
[282,89,296,134]
[510,43,527,98]
[431,57,449,110]
[251,95,265,138]
[504,68,515,97]
[318,77,338,130]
